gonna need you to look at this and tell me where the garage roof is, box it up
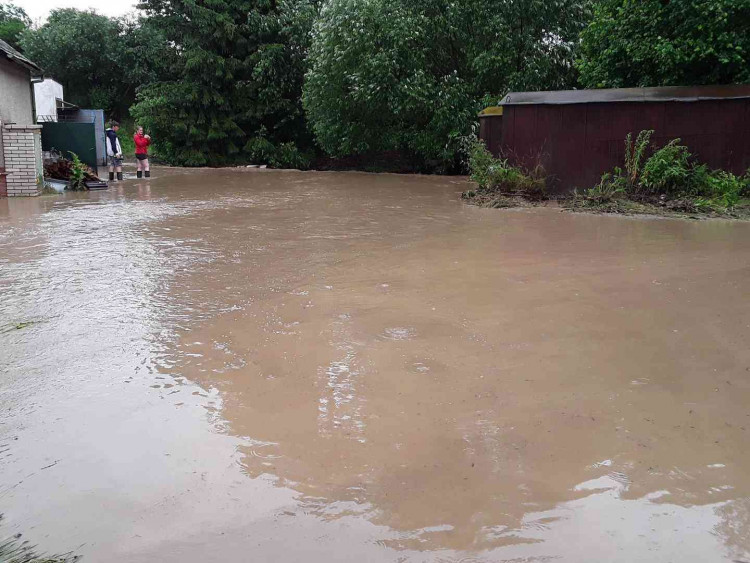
[500,85,750,106]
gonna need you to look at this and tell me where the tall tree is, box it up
[0,3,30,51]
[578,0,750,88]
[131,0,319,167]
[19,9,173,118]
[303,0,592,170]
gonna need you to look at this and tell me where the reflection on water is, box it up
[1,168,749,562]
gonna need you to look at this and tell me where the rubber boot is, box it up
[145,170,150,178]
[117,172,123,181]
[109,172,114,181]
[137,171,143,179]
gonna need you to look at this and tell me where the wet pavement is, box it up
[1,168,749,562]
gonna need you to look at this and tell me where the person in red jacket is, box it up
[133,126,152,179]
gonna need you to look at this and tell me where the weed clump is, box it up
[568,130,750,218]
[462,139,547,207]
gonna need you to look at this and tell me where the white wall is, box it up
[33,79,64,121]
[0,57,34,125]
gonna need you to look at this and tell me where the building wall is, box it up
[2,124,43,196]
[0,58,34,125]
[34,79,64,121]
[488,99,750,193]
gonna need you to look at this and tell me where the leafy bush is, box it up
[465,139,546,202]
[585,168,627,203]
[641,139,691,195]
[693,169,748,210]
[588,131,750,213]
[245,132,312,170]
[467,138,497,189]
[67,152,87,191]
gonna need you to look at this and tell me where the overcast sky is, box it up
[16,0,138,22]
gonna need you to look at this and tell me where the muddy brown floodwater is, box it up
[1,168,749,562]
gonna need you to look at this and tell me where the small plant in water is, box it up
[66,152,87,191]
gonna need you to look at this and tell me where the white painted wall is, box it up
[0,57,34,125]
[33,79,64,121]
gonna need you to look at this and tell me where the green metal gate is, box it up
[40,122,98,169]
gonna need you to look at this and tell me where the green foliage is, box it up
[131,0,320,167]
[584,169,626,203]
[0,3,30,50]
[118,121,136,158]
[589,131,750,213]
[67,152,87,191]
[245,132,311,169]
[623,130,653,191]
[304,0,593,170]
[641,139,691,194]
[464,139,546,203]
[578,0,750,88]
[19,10,174,118]
[467,138,499,189]
[692,169,748,210]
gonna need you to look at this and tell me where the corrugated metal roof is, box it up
[0,38,42,73]
[499,85,750,106]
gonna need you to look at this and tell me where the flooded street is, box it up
[1,168,749,562]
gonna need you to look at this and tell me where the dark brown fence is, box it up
[480,86,750,194]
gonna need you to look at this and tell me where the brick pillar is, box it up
[2,124,43,197]
[0,121,5,197]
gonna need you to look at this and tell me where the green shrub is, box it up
[641,139,691,194]
[693,169,747,210]
[67,152,87,191]
[467,139,497,189]
[592,130,750,213]
[244,134,311,170]
[586,168,627,203]
[465,139,546,200]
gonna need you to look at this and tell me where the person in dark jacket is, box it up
[133,126,151,179]
[105,121,123,181]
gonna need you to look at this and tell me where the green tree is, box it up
[19,9,172,117]
[0,3,30,51]
[131,0,319,167]
[303,0,591,170]
[578,0,750,88]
